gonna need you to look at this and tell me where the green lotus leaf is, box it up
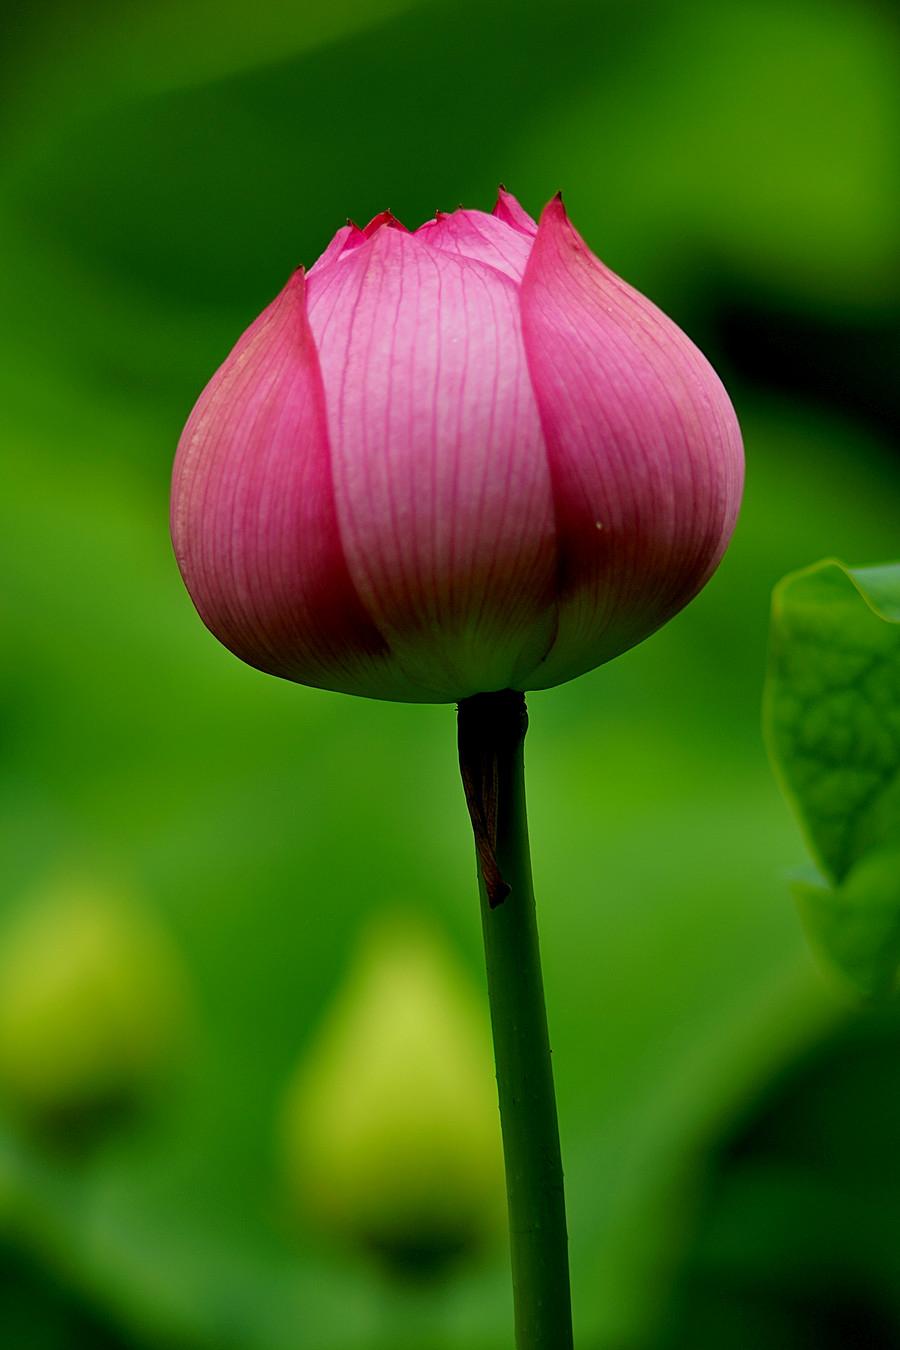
[765,559,900,885]
[792,844,900,999]
[767,559,900,997]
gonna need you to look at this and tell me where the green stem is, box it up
[458,690,574,1350]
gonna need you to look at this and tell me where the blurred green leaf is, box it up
[0,1238,133,1350]
[281,914,504,1273]
[2,0,426,162]
[505,0,900,312]
[657,1005,900,1347]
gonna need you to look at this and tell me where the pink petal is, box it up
[306,227,557,698]
[415,209,533,283]
[171,271,431,700]
[308,223,365,274]
[492,187,538,236]
[519,196,744,689]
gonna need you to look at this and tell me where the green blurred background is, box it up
[1,0,899,1345]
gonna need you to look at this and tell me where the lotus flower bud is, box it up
[0,880,186,1134]
[280,916,504,1273]
[172,192,743,701]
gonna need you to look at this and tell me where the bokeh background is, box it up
[2,0,899,1345]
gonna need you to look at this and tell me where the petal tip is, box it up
[534,193,581,252]
[541,191,568,222]
[362,210,410,237]
[492,186,538,235]
[277,266,308,306]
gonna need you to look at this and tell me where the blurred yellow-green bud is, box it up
[0,878,187,1134]
[281,915,504,1275]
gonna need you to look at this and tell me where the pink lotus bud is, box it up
[172,192,743,702]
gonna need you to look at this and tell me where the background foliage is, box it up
[1,1,899,1346]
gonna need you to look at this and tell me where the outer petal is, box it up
[519,197,744,689]
[306,227,557,699]
[171,271,432,700]
[415,209,533,283]
[492,187,538,236]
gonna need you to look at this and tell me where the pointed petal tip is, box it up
[536,192,576,241]
[492,186,538,235]
[278,266,307,303]
[362,209,410,237]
